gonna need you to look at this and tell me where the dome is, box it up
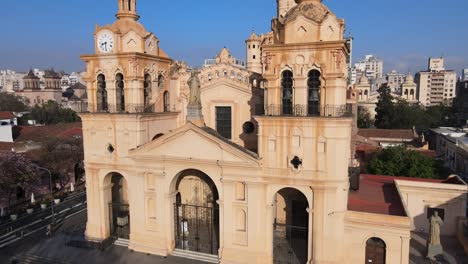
[404,73,415,84]
[359,74,369,85]
[284,0,330,24]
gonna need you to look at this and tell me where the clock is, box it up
[97,31,114,53]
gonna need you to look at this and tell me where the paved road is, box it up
[0,209,209,264]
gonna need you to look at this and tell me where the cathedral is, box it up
[79,1,467,263]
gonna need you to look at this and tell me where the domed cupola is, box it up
[282,0,330,24]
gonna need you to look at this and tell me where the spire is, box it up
[116,0,139,21]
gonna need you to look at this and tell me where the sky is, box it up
[0,0,467,75]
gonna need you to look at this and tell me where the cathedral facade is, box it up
[80,1,413,263]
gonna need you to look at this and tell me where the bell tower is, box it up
[116,0,139,20]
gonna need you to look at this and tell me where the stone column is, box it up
[165,191,178,254]
[217,199,225,258]
[400,235,410,264]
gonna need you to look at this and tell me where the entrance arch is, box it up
[172,169,220,256]
[365,237,386,264]
[273,188,309,264]
[104,172,130,240]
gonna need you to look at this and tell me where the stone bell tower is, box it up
[117,0,139,20]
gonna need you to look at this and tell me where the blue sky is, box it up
[0,0,467,75]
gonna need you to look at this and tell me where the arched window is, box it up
[230,71,235,79]
[158,74,164,90]
[365,238,386,264]
[128,0,132,11]
[281,70,293,115]
[97,74,108,111]
[307,70,321,115]
[163,91,170,112]
[115,73,125,112]
[144,74,152,109]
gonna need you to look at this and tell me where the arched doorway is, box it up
[173,169,219,256]
[365,237,386,264]
[273,188,309,264]
[107,172,130,240]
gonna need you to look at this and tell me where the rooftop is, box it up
[348,174,448,217]
[0,112,16,120]
[358,129,416,142]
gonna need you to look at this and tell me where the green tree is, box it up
[374,84,396,129]
[28,101,80,125]
[367,146,445,179]
[0,92,28,112]
[357,106,373,128]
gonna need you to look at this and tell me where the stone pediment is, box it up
[129,123,260,165]
[201,79,251,95]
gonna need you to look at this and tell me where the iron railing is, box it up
[255,104,353,118]
[89,103,177,114]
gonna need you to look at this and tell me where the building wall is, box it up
[344,211,411,264]
[396,180,468,236]
[0,124,13,143]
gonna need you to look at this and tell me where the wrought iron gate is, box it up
[109,203,130,240]
[273,223,308,264]
[174,203,219,255]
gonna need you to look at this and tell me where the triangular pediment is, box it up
[129,123,260,165]
[201,80,251,96]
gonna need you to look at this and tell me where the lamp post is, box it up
[37,167,55,225]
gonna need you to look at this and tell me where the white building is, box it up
[0,70,26,92]
[416,58,457,107]
[386,70,406,94]
[462,69,468,81]
[354,54,384,79]
[0,112,17,143]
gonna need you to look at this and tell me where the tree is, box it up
[0,152,41,208]
[358,106,373,128]
[33,137,84,188]
[374,84,396,129]
[367,146,445,179]
[0,92,28,112]
[28,101,80,125]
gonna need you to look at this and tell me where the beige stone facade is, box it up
[19,69,63,105]
[80,1,466,263]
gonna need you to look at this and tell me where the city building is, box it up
[19,69,63,105]
[354,54,384,79]
[0,112,18,143]
[429,127,468,180]
[61,72,85,91]
[456,80,468,126]
[386,70,406,94]
[416,57,457,107]
[78,1,467,263]
[0,70,26,92]
[463,69,468,81]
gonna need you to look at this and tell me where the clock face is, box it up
[97,31,114,53]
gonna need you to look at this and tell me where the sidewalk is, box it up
[0,211,209,264]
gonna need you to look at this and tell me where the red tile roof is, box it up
[348,175,445,217]
[358,129,416,141]
[0,123,82,152]
[13,123,82,142]
[0,112,15,120]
